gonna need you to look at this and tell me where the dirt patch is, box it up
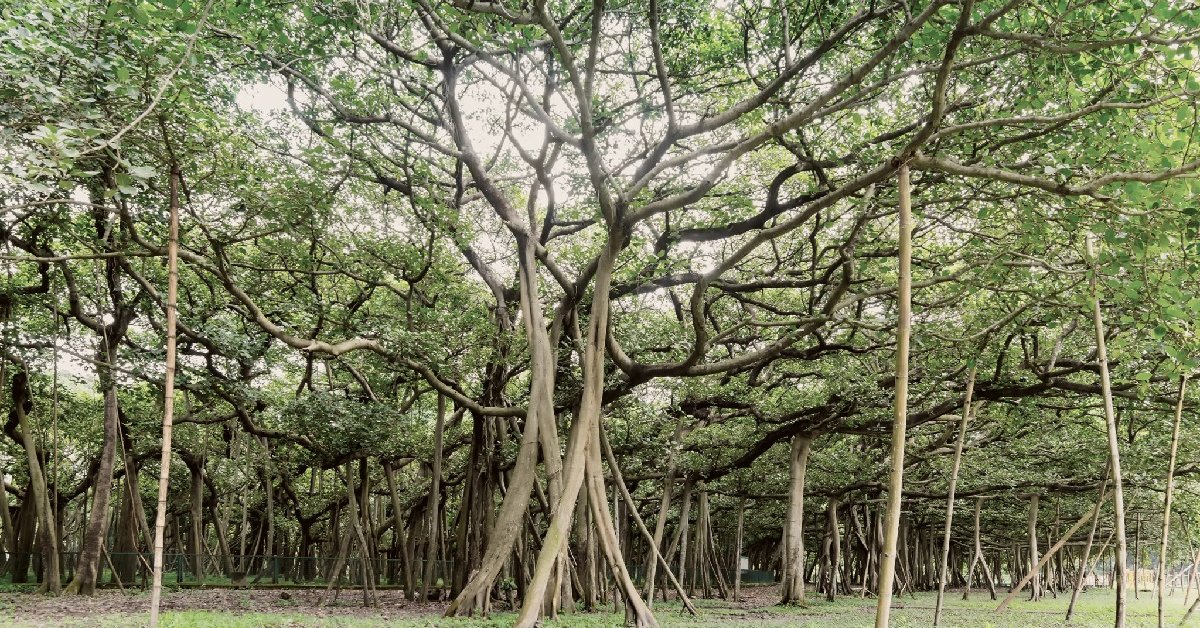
[0,588,443,626]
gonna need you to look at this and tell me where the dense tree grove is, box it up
[3,0,1200,626]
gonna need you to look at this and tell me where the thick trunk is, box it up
[780,432,813,605]
[65,373,118,595]
[445,244,547,618]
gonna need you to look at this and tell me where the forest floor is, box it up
[0,583,1191,627]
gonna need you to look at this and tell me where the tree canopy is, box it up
[3,0,1200,626]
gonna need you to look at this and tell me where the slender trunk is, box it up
[346,462,377,607]
[189,458,204,582]
[422,395,445,601]
[383,461,414,594]
[598,425,695,613]
[934,365,976,625]
[643,419,682,604]
[584,417,656,627]
[825,496,841,602]
[1087,232,1128,628]
[1028,494,1042,601]
[998,483,1108,612]
[149,167,181,625]
[874,162,913,628]
[1159,378,1186,628]
[1135,516,1141,600]
[1067,465,1109,621]
[734,498,745,602]
[10,374,60,594]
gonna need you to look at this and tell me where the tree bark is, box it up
[1067,465,1108,621]
[65,365,119,595]
[734,498,745,601]
[598,423,695,614]
[1028,494,1042,601]
[10,373,60,594]
[445,241,547,618]
[422,395,445,602]
[149,166,181,626]
[780,432,813,605]
[1086,231,1129,628]
[1158,375,1186,628]
[643,418,682,604]
[874,162,913,628]
[516,235,643,627]
[935,365,976,625]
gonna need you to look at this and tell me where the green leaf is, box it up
[129,165,156,180]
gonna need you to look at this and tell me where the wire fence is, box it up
[2,552,456,589]
[0,551,779,590]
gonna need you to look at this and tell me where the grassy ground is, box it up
[0,584,1191,627]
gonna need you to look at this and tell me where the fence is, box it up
[2,551,779,590]
[2,552,457,589]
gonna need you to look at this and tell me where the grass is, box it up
[1,586,1193,627]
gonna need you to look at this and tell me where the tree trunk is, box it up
[598,423,696,614]
[189,457,205,582]
[1067,465,1108,621]
[734,498,745,602]
[780,432,813,605]
[583,416,657,627]
[643,419,682,604]
[1028,494,1042,601]
[10,372,60,594]
[65,368,119,595]
[516,236,648,627]
[382,460,415,595]
[422,395,445,602]
[998,482,1108,612]
[874,162,913,628]
[1086,231,1128,628]
[935,364,976,625]
[446,241,548,618]
[1160,407,1184,623]
[149,167,181,625]
[825,496,841,602]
